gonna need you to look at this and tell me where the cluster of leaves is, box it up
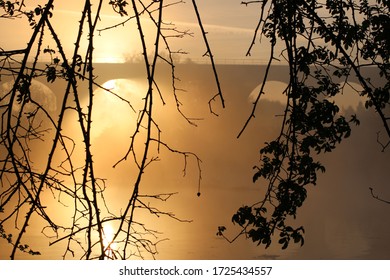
[25,4,53,27]
[43,47,77,83]
[0,224,12,243]
[220,0,389,250]
[42,46,91,85]
[360,0,390,67]
[109,0,129,16]
[231,205,305,249]
[0,225,41,256]
[1,1,53,26]
[15,75,31,104]
[0,0,20,17]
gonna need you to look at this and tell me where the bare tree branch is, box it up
[369,187,390,205]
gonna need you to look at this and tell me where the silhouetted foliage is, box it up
[0,0,222,259]
[218,0,389,249]
[1,0,389,259]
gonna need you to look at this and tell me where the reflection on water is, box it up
[1,64,389,260]
[154,184,390,260]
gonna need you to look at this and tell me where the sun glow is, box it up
[91,79,145,140]
[95,56,126,63]
[102,79,117,90]
[102,224,117,259]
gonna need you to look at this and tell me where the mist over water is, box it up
[153,64,390,260]
[1,63,389,260]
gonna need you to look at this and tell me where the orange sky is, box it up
[1,1,390,261]
[1,1,267,63]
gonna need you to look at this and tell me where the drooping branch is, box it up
[301,1,390,141]
[237,31,276,138]
[2,0,213,260]
[223,0,388,251]
[191,0,225,116]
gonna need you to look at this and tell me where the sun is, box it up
[102,223,117,259]
[103,224,115,248]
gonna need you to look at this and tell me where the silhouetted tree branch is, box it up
[369,187,390,205]
[1,0,223,259]
[220,0,389,250]
[191,0,225,116]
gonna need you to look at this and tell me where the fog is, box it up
[1,63,389,260]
